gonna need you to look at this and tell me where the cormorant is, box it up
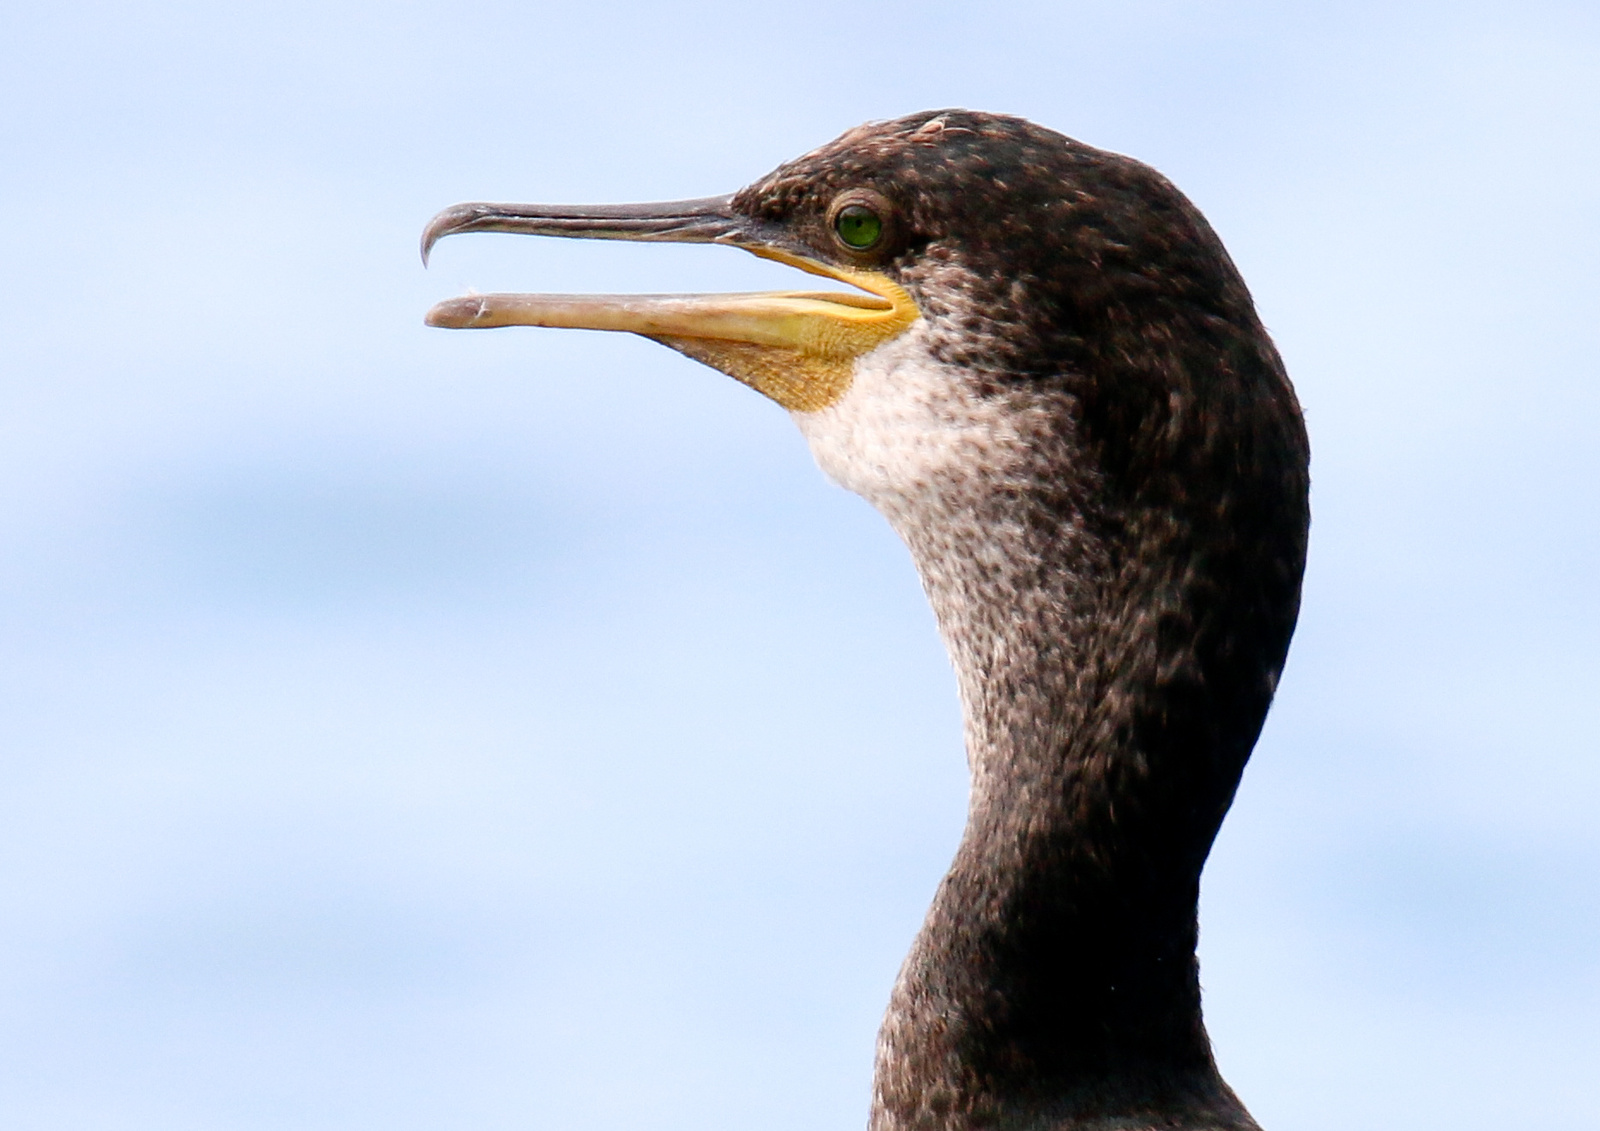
[422,110,1310,1131]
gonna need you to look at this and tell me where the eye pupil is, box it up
[835,204,883,249]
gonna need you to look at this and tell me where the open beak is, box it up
[421,196,919,412]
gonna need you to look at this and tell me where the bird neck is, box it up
[866,449,1296,1131]
[798,321,1307,1130]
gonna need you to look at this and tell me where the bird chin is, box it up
[792,328,1029,521]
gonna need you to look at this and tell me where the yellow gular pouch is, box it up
[653,337,858,415]
[424,244,920,415]
[652,257,920,412]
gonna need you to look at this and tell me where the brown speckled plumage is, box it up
[743,111,1309,1130]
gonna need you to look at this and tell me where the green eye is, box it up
[834,204,883,250]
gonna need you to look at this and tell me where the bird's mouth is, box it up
[421,195,920,412]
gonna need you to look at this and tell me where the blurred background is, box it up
[1,1,1596,1128]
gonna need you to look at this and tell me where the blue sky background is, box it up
[1,1,1596,1128]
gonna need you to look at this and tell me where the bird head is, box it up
[425,109,1299,571]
